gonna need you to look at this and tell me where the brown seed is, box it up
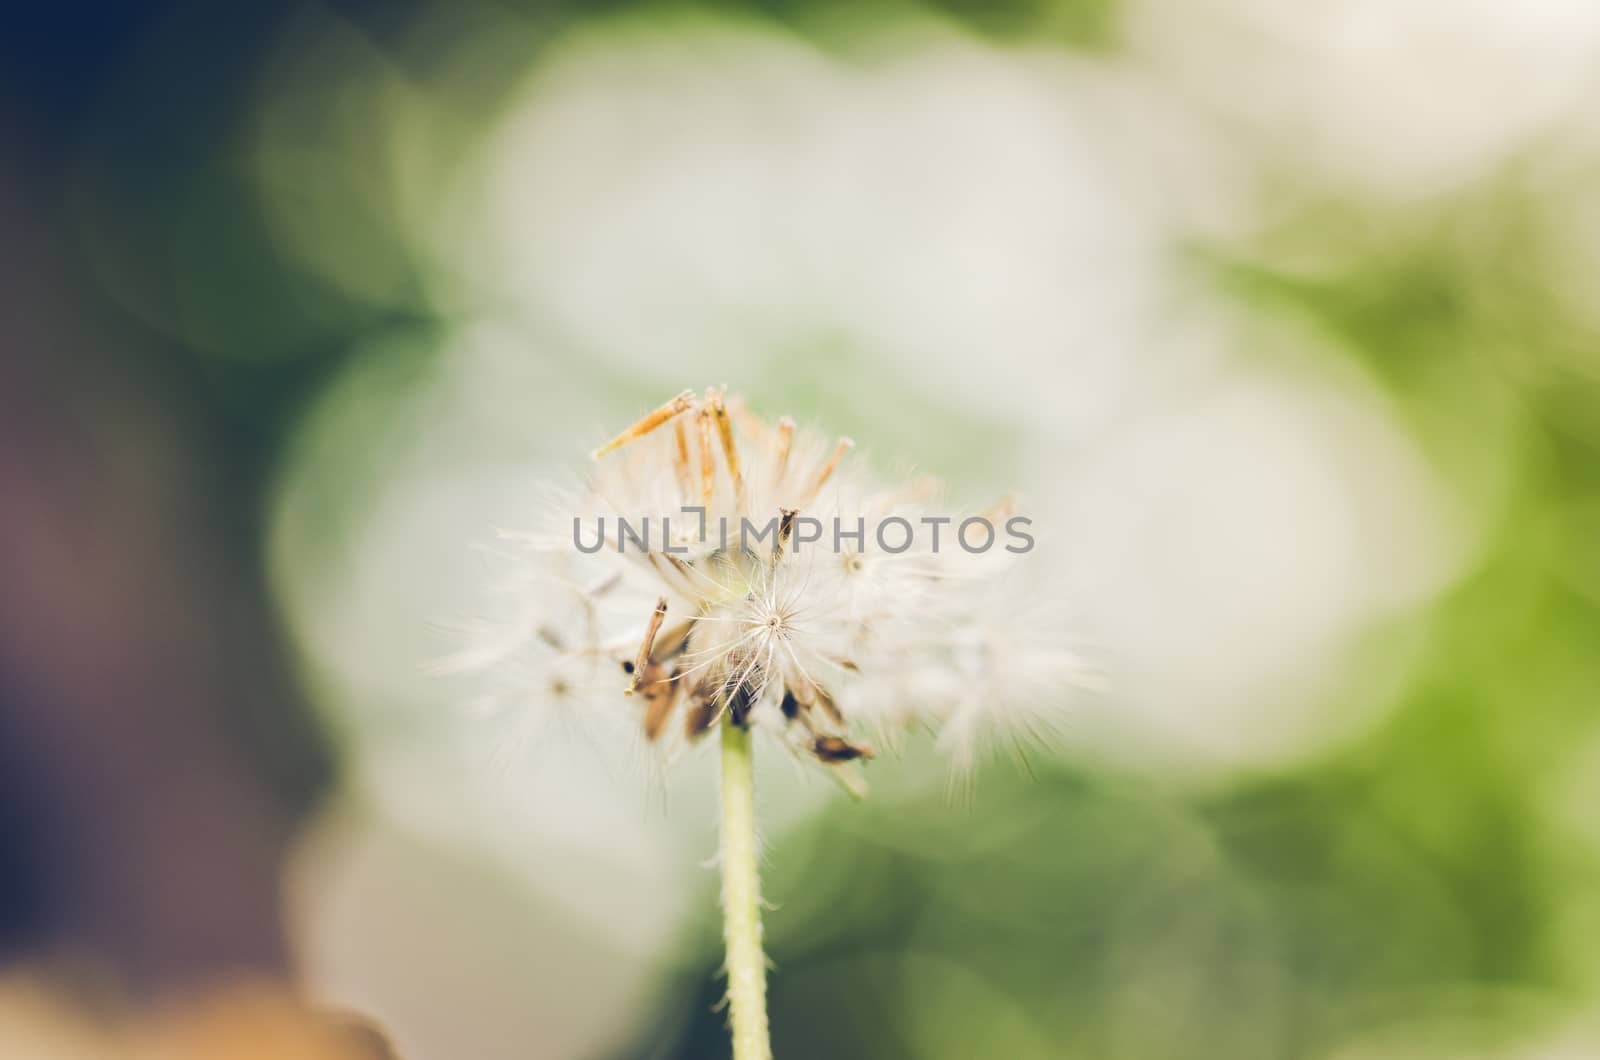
[626,597,669,695]
[711,387,743,495]
[684,683,719,740]
[812,735,875,763]
[592,390,694,458]
[639,661,679,741]
[813,685,845,725]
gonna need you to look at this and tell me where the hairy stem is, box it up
[719,718,773,1060]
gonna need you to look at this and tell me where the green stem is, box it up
[719,718,773,1060]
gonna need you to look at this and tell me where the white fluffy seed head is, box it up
[444,388,1092,787]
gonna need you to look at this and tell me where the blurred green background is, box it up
[3,2,1600,1058]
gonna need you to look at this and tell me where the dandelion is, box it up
[453,387,1088,1060]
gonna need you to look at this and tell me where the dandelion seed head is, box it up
[442,388,1092,786]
